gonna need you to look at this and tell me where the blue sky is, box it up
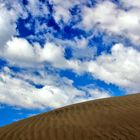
[0,0,140,126]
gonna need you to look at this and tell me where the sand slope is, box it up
[0,94,140,140]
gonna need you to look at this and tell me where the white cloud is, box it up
[0,71,75,109]
[2,37,140,93]
[0,67,110,109]
[80,0,140,45]
[39,42,66,67]
[1,38,65,68]
[0,3,17,51]
[51,0,84,25]
[0,1,29,59]
[2,36,140,93]
[51,0,73,24]
[85,43,140,92]
[1,37,87,72]
[84,88,110,99]
[53,5,71,24]
[4,37,36,62]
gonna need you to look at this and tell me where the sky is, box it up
[0,0,140,126]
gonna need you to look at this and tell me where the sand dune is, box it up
[0,94,140,140]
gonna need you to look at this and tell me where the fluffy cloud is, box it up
[0,67,110,109]
[2,36,140,93]
[1,37,66,67]
[4,38,36,62]
[1,37,86,72]
[0,69,78,109]
[85,43,140,92]
[80,0,140,44]
[39,42,66,67]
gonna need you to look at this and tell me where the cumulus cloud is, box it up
[2,36,140,93]
[1,37,86,72]
[4,37,36,62]
[80,0,140,45]
[39,42,66,66]
[1,37,65,67]
[0,69,78,109]
[0,67,110,109]
[85,43,140,92]
[0,1,29,56]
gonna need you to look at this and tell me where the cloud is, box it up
[0,70,77,109]
[0,3,17,50]
[27,0,49,17]
[0,1,29,59]
[72,37,96,60]
[53,5,71,24]
[39,42,66,66]
[120,0,140,8]
[51,0,78,24]
[1,37,86,72]
[85,43,140,92]
[0,67,110,109]
[81,86,111,99]
[4,37,36,62]
[80,0,140,45]
[2,36,140,93]
[1,37,65,67]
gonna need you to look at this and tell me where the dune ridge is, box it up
[0,93,140,140]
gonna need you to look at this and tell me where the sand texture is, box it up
[0,93,140,140]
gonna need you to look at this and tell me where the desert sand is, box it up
[0,93,140,140]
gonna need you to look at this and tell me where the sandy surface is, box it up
[0,93,140,140]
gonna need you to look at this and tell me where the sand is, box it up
[0,93,140,140]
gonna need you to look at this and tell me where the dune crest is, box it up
[0,94,140,140]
